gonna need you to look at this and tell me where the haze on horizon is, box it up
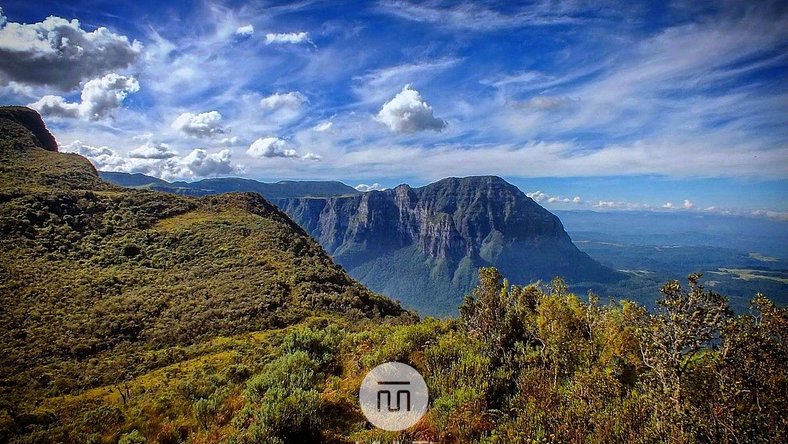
[0,0,786,218]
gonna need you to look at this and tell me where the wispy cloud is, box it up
[376,0,618,31]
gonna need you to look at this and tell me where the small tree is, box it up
[638,274,731,408]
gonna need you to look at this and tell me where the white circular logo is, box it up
[359,362,428,431]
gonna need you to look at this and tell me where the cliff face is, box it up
[277,176,622,314]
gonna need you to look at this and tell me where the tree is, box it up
[638,274,731,409]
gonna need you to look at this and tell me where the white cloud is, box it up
[353,58,460,106]
[514,96,572,110]
[527,190,582,205]
[181,148,234,176]
[683,199,694,209]
[78,74,140,120]
[260,91,308,110]
[63,140,234,179]
[592,200,651,210]
[171,111,226,138]
[376,85,447,133]
[30,95,80,118]
[132,133,153,142]
[750,210,788,222]
[0,12,142,90]
[662,202,674,209]
[302,152,322,161]
[355,183,383,192]
[265,31,312,45]
[376,0,600,31]
[29,73,139,120]
[247,137,299,158]
[128,141,176,159]
[235,24,254,37]
[62,140,126,169]
[259,92,309,123]
[218,136,240,146]
[313,121,333,132]
[526,190,548,202]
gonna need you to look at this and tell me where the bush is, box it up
[244,351,320,402]
[248,386,322,442]
[280,325,343,369]
[118,429,146,444]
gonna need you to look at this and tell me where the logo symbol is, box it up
[359,362,428,431]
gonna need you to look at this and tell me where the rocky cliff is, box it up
[277,176,622,314]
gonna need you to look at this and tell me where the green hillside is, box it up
[0,107,406,440]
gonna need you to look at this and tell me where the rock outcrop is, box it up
[0,106,59,152]
[277,176,622,314]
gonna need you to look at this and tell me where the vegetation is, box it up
[3,267,783,443]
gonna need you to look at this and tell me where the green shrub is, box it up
[244,351,320,402]
[118,429,146,444]
[280,325,343,369]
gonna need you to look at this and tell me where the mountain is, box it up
[102,172,623,315]
[0,107,404,411]
[276,176,623,315]
[100,171,360,199]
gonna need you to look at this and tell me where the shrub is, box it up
[118,429,146,444]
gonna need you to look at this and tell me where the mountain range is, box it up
[101,171,622,314]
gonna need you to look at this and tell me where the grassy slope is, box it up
[0,110,406,435]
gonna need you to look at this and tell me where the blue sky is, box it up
[0,0,786,218]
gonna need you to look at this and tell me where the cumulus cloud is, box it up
[259,91,309,123]
[247,137,299,158]
[29,73,139,120]
[526,190,548,202]
[526,190,582,205]
[218,136,240,146]
[376,85,447,133]
[355,183,384,192]
[246,137,320,161]
[171,111,226,138]
[662,202,674,209]
[235,24,254,37]
[128,141,176,159]
[683,199,694,209]
[260,91,308,110]
[181,149,234,176]
[265,32,312,45]
[63,140,234,179]
[62,140,126,169]
[30,95,80,118]
[0,11,142,90]
[77,74,140,120]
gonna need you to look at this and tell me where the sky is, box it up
[0,0,786,218]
